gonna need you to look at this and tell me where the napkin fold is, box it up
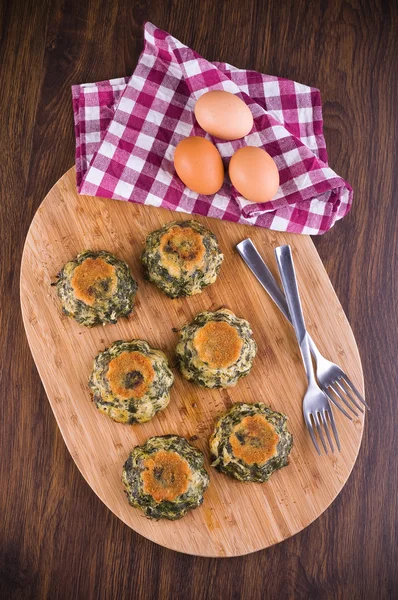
[72,22,352,234]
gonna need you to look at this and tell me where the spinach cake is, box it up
[141,220,223,298]
[89,340,174,424]
[175,308,257,388]
[56,250,137,327]
[122,435,210,519]
[210,403,293,482]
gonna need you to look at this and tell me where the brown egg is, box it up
[229,146,280,203]
[194,91,253,141]
[174,137,224,195]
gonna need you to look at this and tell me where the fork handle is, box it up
[236,239,291,321]
[236,239,322,361]
[275,245,316,384]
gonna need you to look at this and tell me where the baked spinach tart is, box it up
[175,309,257,388]
[55,250,137,327]
[89,340,174,424]
[141,220,223,298]
[122,435,210,520]
[210,403,293,482]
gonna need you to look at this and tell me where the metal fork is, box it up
[275,245,339,454]
[236,238,368,420]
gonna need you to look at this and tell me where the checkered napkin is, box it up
[72,22,352,234]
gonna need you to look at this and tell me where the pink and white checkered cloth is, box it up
[72,22,352,235]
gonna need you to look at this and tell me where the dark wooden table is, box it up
[1,1,397,598]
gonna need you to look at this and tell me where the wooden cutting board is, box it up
[20,168,365,557]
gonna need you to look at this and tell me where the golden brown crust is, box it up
[192,321,243,369]
[71,258,117,306]
[141,451,192,502]
[159,226,206,278]
[106,351,155,399]
[229,415,279,465]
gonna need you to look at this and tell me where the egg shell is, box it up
[194,90,254,141]
[229,146,280,203]
[174,137,224,195]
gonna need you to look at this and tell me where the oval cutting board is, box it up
[20,168,365,557]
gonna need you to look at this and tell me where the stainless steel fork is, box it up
[275,244,340,454]
[236,238,368,420]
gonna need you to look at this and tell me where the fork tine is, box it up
[323,389,354,420]
[320,410,334,453]
[314,413,328,454]
[341,376,370,410]
[325,407,341,451]
[328,384,360,416]
[305,415,321,455]
[335,380,364,413]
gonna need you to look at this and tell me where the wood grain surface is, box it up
[20,168,364,557]
[1,0,397,597]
